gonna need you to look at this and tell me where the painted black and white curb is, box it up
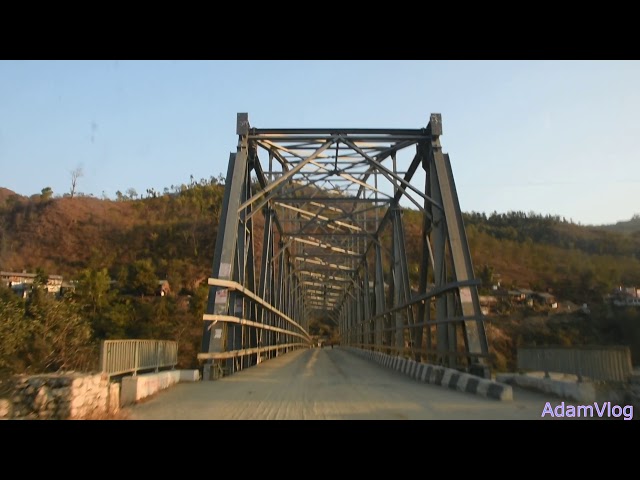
[344,347,513,401]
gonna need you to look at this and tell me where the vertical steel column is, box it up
[428,143,450,367]
[429,115,489,371]
[362,262,372,349]
[228,160,248,373]
[391,208,415,355]
[288,259,295,350]
[416,145,432,361]
[357,278,364,347]
[391,209,403,353]
[285,256,293,352]
[244,164,257,368]
[349,297,353,345]
[352,289,357,346]
[202,114,250,379]
[267,241,276,358]
[292,270,298,330]
[281,256,288,353]
[257,208,274,359]
[275,241,286,356]
[345,290,351,345]
[374,243,386,351]
[339,304,345,345]
[293,274,299,334]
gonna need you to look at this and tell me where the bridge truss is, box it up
[199,113,490,379]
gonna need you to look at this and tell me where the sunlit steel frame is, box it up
[199,113,490,379]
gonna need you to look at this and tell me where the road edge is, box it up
[343,347,513,401]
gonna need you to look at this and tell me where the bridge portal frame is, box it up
[199,113,490,380]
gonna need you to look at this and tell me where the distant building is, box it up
[157,280,171,296]
[610,286,640,307]
[624,287,640,298]
[11,283,30,298]
[479,295,498,314]
[1,270,64,297]
[507,290,526,302]
[534,292,558,309]
[613,297,640,307]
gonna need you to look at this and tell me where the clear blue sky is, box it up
[1,60,638,226]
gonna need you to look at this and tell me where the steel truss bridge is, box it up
[199,113,490,380]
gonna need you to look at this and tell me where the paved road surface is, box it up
[124,347,581,420]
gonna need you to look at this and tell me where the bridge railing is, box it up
[199,278,312,366]
[517,345,633,382]
[100,339,178,377]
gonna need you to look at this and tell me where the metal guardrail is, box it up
[517,346,633,382]
[198,278,313,366]
[100,339,178,377]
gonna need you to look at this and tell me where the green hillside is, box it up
[1,181,639,378]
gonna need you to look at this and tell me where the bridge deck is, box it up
[125,348,570,420]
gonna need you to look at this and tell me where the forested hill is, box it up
[463,211,640,257]
[597,214,640,235]
[0,177,227,295]
[459,211,640,304]
[1,183,639,304]
[1,183,640,375]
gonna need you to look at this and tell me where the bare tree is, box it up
[126,187,138,200]
[70,166,84,198]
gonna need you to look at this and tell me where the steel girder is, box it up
[200,113,490,379]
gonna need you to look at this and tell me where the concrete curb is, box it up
[120,369,201,407]
[344,347,513,401]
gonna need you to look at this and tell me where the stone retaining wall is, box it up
[1,372,119,420]
[1,369,200,419]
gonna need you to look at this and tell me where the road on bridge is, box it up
[124,347,568,420]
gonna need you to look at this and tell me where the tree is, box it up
[478,264,495,292]
[128,259,158,296]
[75,268,112,315]
[40,187,53,202]
[70,166,84,198]
[25,291,94,372]
[33,268,49,297]
[0,288,32,373]
[103,301,134,338]
[126,188,138,200]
